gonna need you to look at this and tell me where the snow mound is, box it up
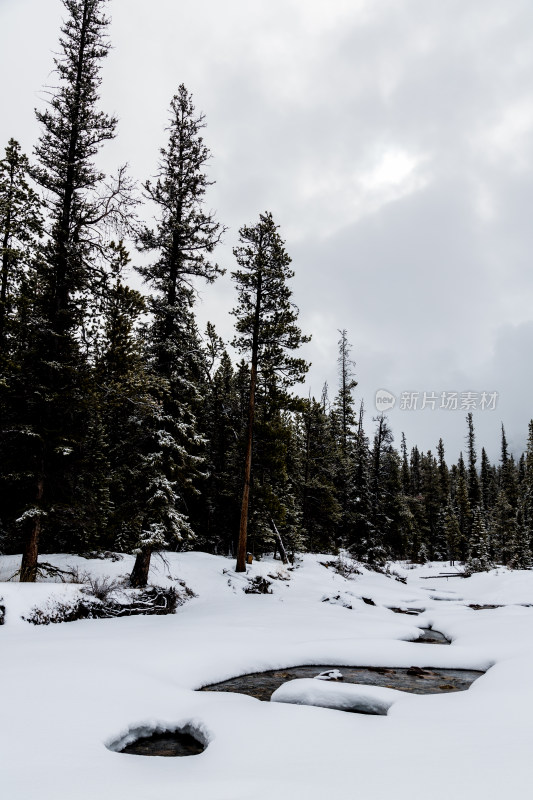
[270,678,402,714]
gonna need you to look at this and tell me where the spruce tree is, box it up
[443,503,461,565]
[347,401,374,559]
[490,490,515,565]
[33,0,121,338]
[401,433,410,493]
[137,84,225,379]
[480,447,497,512]
[333,329,357,455]
[298,398,341,552]
[0,139,43,358]
[466,507,493,573]
[331,329,358,545]
[130,85,224,585]
[466,413,481,508]
[508,507,533,570]
[14,0,122,579]
[198,349,244,554]
[436,438,450,504]
[367,414,393,563]
[455,454,471,560]
[231,211,310,572]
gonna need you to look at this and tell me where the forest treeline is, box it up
[1,0,532,584]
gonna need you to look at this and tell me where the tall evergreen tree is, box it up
[436,438,450,504]
[466,507,492,573]
[13,0,125,580]
[130,85,224,585]
[401,433,410,493]
[231,211,310,572]
[455,454,471,560]
[333,329,357,455]
[367,414,393,563]
[466,413,481,508]
[331,329,358,545]
[0,139,43,358]
[347,401,374,559]
[137,84,225,380]
[298,398,340,552]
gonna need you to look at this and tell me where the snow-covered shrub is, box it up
[23,584,194,625]
[81,575,119,601]
[320,554,361,579]
[244,576,273,594]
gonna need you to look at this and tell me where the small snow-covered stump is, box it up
[314,669,344,681]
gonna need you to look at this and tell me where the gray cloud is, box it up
[2,0,533,462]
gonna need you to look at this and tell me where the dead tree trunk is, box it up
[270,518,289,565]
[130,547,153,588]
[236,270,262,573]
[20,477,44,583]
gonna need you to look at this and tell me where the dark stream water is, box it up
[119,731,205,757]
[414,628,450,644]
[199,630,481,701]
[117,629,480,756]
[199,663,482,701]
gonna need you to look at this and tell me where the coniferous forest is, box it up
[2,0,533,584]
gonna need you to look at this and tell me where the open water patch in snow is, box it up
[413,628,450,644]
[107,723,207,758]
[199,663,482,705]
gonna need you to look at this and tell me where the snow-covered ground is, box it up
[1,552,533,799]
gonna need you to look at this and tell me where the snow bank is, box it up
[2,552,533,800]
[271,677,402,714]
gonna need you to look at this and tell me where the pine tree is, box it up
[466,507,493,573]
[455,454,471,561]
[401,433,410,493]
[480,447,497,512]
[130,85,224,585]
[137,84,224,380]
[331,329,358,546]
[521,420,533,551]
[13,0,124,580]
[0,139,43,358]
[198,349,244,554]
[298,398,341,552]
[33,0,124,338]
[347,401,374,559]
[367,414,393,563]
[490,490,516,565]
[443,503,462,565]
[421,451,444,558]
[508,507,533,570]
[466,413,481,508]
[410,446,422,495]
[436,438,450,503]
[231,211,310,572]
[333,329,357,455]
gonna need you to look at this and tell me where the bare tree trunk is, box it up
[270,518,289,565]
[130,547,152,588]
[236,359,258,572]
[20,477,44,583]
[236,270,262,573]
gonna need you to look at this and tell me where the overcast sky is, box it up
[2,0,533,463]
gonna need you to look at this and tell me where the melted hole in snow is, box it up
[413,628,450,644]
[107,724,207,757]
